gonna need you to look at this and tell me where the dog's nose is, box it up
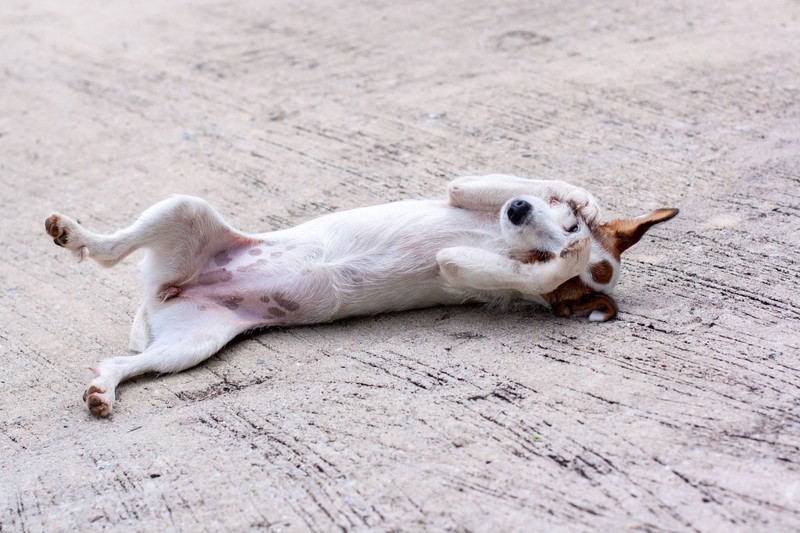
[507,200,531,226]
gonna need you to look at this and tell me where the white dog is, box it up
[45,175,677,416]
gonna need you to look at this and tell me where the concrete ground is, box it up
[1,0,798,530]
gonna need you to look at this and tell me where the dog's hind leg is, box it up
[45,195,256,293]
[46,195,249,268]
[83,312,240,416]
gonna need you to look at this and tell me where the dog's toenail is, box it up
[82,390,88,402]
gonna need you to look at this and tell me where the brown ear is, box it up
[596,208,679,260]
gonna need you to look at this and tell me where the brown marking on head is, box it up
[542,207,677,320]
[571,293,618,321]
[285,244,297,251]
[594,208,679,261]
[590,260,613,285]
[271,251,283,258]
[259,295,271,303]
[542,278,618,322]
[217,295,243,310]
[267,306,287,317]
[214,250,233,266]
[273,293,301,312]
[507,207,677,320]
[248,248,263,256]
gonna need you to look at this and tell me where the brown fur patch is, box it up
[538,208,677,320]
[541,277,618,322]
[248,248,263,256]
[570,293,617,321]
[594,208,680,261]
[590,260,613,285]
[270,251,283,258]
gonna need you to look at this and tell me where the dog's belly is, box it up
[178,199,501,326]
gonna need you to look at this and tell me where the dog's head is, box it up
[500,195,678,322]
[500,195,592,254]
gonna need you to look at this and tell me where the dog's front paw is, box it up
[564,188,601,228]
[45,214,88,261]
[559,236,592,274]
[83,383,114,417]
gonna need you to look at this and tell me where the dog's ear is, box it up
[596,208,679,260]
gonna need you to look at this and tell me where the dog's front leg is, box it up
[447,174,601,227]
[437,237,591,295]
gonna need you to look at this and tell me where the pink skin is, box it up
[178,240,313,326]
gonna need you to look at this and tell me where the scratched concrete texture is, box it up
[1,0,799,531]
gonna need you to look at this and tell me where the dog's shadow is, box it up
[118,302,590,412]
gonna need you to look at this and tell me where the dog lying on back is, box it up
[45,174,677,416]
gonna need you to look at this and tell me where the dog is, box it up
[44,174,677,416]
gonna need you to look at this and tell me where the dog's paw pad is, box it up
[45,214,70,246]
[45,214,89,260]
[84,385,112,417]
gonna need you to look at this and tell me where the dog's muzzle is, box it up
[507,200,531,226]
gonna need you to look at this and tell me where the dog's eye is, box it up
[567,223,580,233]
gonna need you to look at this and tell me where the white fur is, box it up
[46,174,599,416]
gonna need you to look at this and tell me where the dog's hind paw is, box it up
[45,214,88,261]
[83,384,114,417]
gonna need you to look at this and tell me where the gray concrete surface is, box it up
[1,0,799,530]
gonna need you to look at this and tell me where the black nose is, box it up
[507,200,531,225]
